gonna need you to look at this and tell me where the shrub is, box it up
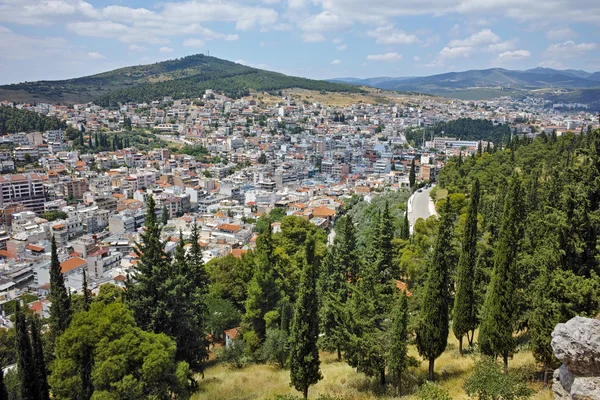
[464,357,534,400]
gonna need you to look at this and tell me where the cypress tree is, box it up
[416,198,454,381]
[376,202,396,283]
[478,173,524,368]
[409,158,416,189]
[188,222,208,291]
[389,292,409,393]
[452,179,480,354]
[49,236,72,339]
[161,205,169,225]
[29,315,49,400]
[15,303,36,400]
[243,225,280,348]
[82,269,91,311]
[0,360,7,400]
[399,205,410,240]
[290,236,322,400]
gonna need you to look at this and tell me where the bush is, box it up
[464,357,534,400]
[415,382,452,400]
[258,328,289,368]
[219,339,251,369]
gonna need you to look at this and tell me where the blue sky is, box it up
[0,0,599,84]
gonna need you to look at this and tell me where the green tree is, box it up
[453,179,480,354]
[49,301,192,400]
[416,198,454,381]
[409,158,416,189]
[289,236,322,399]
[81,269,91,311]
[49,236,72,340]
[258,152,267,164]
[388,292,410,392]
[478,174,524,368]
[0,360,8,400]
[15,303,36,400]
[161,204,169,225]
[243,225,280,349]
[29,315,49,400]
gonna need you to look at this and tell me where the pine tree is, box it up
[416,198,454,381]
[479,173,524,368]
[49,236,72,339]
[409,158,416,189]
[29,315,49,400]
[290,236,322,399]
[389,292,409,393]
[161,205,169,225]
[15,303,36,400]
[453,179,480,354]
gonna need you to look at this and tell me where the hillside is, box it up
[331,67,600,106]
[0,54,364,105]
[0,105,66,133]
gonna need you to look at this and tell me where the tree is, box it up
[409,158,416,189]
[388,292,409,392]
[161,205,169,225]
[49,236,72,340]
[15,303,36,400]
[399,206,410,240]
[258,152,267,164]
[453,179,481,354]
[49,300,192,400]
[29,315,49,400]
[416,198,454,381]
[243,225,280,349]
[478,174,524,368]
[0,360,8,400]
[82,269,91,311]
[289,236,322,399]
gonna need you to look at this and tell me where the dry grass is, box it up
[193,332,553,400]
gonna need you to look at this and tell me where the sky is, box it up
[0,0,599,84]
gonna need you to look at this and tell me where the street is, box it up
[407,186,437,232]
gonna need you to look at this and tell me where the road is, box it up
[407,186,437,233]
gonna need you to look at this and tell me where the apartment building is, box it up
[0,173,46,214]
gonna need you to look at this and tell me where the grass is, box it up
[192,332,554,400]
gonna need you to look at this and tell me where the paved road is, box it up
[408,187,437,232]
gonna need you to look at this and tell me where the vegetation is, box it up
[0,105,65,133]
[0,55,363,105]
[432,118,511,143]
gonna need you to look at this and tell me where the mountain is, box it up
[0,54,364,105]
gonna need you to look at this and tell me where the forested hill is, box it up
[0,54,364,105]
[0,105,66,134]
[436,129,600,369]
[432,118,511,143]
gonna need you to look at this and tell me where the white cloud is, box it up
[336,44,347,50]
[545,40,597,58]
[298,11,351,33]
[366,52,402,61]
[449,24,461,36]
[367,25,419,45]
[301,32,326,42]
[448,29,499,48]
[439,46,471,59]
[496,49,531,62]
[332,38,343,44]
[547,27,577,40]
[159,46,174,53]
[331,59,341,64]
[128,44,147,52]
[413,56,421,61]
[183,38,206,47]
[487,40,516,53]
[87,51,105,59]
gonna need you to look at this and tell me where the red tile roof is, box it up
[60,257,87,274]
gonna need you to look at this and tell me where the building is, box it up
[0,174,46,214]
[66,179,89,200]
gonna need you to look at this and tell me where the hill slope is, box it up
[0,54,364,105]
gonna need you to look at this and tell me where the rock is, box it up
[552,317,600,376]
[571,377,600,400]
[552,316,600,399]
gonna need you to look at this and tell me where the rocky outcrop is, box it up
[551,316,600,399]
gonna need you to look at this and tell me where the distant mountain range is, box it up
[0,54,363,105]
[331,67,600,92]
[330,68,600,109]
